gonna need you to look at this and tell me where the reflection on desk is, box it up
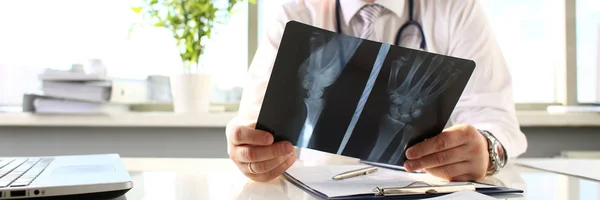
[118,154,600,200]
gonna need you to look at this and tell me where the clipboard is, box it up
[282,172,523,199]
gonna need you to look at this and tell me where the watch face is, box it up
[495,144,506,166]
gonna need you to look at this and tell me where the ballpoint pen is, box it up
[359,161,427,174]
[331,166,378,180]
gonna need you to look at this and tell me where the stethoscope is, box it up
[335,0,426,50]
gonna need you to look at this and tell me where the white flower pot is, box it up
[169,73,212,113]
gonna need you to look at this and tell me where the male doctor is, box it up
[226,0,528,182]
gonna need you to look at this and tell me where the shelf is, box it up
[0,111,599,128]
[0,112,237,128]
[516,111,600,127]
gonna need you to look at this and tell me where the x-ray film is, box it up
[256,21,475,167]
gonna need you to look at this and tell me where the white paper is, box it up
[516,158,600,181]
[423,190,496,200]
[286,164,495,198]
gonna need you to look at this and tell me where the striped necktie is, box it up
[356,4,385,40]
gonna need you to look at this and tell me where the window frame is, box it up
[247,1,259,67]
[563,0,579,106]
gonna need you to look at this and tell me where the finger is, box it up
[405,128,470,159]
[424,161,472,180]
[248,152,297,182]
[245,122,258,128]
[232,141,295,162]
[242,152,295,174]
[230,125,274,146]
[404,145,469,171]
[449,174,475,182]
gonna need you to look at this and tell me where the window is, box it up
[0,0,250,107]
[256,0,572,105]
[256,0,600,108]
[1,0,597,110]
[479,0,566,103]
[576,0,600,103]
[480,0,600,105]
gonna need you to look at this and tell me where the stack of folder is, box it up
[22,68,147,115]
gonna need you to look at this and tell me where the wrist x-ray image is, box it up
[296,30,363,149]
[256,21,475,166]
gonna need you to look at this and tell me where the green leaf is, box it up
[131,7,143,14]
[133,0,247,69]
[153,21,165,27]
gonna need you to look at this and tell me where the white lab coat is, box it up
[226,0,528,160]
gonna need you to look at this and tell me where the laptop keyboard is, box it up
[0,157,54,188]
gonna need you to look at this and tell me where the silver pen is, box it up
[332,166,378,180]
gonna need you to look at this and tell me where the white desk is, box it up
[116,153,600,200]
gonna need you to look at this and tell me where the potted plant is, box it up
[132,0,250,113]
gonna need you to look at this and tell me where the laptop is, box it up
[0,154,132,199]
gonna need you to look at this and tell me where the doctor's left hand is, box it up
[403,124,490,181]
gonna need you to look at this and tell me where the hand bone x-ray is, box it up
[257,21,474,166]
[368,52,462,164]
[296,31,363,149]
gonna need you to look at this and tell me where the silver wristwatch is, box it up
[478,129,507,175]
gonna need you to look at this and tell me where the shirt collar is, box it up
[339,0,405,25]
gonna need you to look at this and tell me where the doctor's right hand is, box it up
[228,124,297,182]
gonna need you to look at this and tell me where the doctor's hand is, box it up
[403,124,490,181]
[228,124,296,182]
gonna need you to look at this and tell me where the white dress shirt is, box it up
[226,0,528,159]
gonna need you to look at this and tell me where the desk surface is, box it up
[118,153,600,200]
